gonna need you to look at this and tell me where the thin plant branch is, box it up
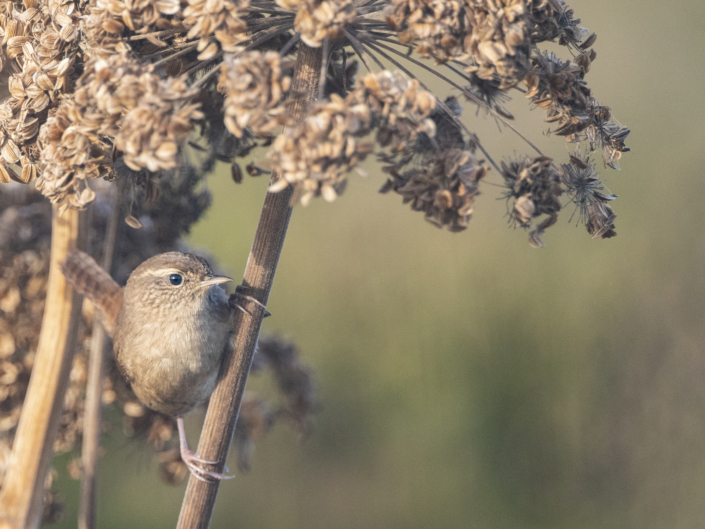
[176,42,324,529]
[151,42,200,67]
[78,192,120,529]
[317,37,329,101]
[365,38,544,157]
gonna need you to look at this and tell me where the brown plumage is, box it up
[61,250,123,335]
[61,250,236,482]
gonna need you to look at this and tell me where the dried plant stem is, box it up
[0,206,87,529]
[176,43,323,529]
[79,194,120,529]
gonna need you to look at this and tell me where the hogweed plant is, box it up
[0,0,630,526]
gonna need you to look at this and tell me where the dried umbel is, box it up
[269,70,435,204]
[561,154,617,239]
[387,0,530,89]
[82,0,184,57]
[527,0,589,48]
[286,0,358,48]
[37,54,203,209]
[0,0,81,186]
[219,51,292,138]
[525,52,630,169]
[380,98,486,231]
[0,0,629,246]
[382,147,486,232]
[182,0,250,54]
[501,155,562,246]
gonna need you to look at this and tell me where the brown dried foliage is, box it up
[38,54,203,210]
[219,51,291,139]
[269,71,436,205]
[281,0,357,48]
[387,0,530,89]
[0,0,629,247]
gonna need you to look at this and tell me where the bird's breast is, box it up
[113,299,232,416]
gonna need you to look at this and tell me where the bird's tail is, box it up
[61,250,123,336]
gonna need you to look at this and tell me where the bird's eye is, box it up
[169,273,183,286]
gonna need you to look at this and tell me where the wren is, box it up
[62,250,240,482]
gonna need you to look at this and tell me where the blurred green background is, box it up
[52,0,705,527]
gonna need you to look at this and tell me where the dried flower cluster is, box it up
[387,0,530,88]
[284,0,357,48]
[527,0,587,47]
[269,71,436,204]
[525,52,629,170]
[0,0,630,248]
[0,0,81,185]
[183,0,250,54]
[37,54,203,210]
[380,98,487,231]
[500,155,562,247]
[220,51,291,138]
[560,153,617,239]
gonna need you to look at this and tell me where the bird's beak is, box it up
[201,275,233,288]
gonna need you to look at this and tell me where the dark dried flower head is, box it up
[583,105,631,170]
[255,336,317,433]
[382,147,486,232]
[386,0,469,62]
[585,200,616,239]
[527,0,591,48]
[525,51,593,137]
[561,153,617,224]
[501,155,562,244]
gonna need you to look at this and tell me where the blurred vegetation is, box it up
[47,0,705,527]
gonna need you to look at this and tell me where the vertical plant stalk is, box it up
[0,206,87,529]
[177,43,323,529]
[79,194,120,529]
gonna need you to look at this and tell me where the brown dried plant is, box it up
[0,0,631,524]
[0,0,629,245]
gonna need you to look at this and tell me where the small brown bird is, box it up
[62,250,240,481]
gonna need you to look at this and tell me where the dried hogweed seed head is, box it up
[219,51,292,139]
[268,71,436,205]
[283,0,357,48]
[501,155,563,246]
[560,153,617,239]
[527,0,591,48]
[561,153,616,224]
[525,51,593,137]
[0,0,82,187]
[380,99,486,232]
[38,54,203,208]
[182,0,250,54]
[387,0,530,88]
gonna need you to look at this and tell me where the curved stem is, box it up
[79,193,120,529]
[0,206,87,528]
[176,43,323,529]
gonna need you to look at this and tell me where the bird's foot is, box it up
[180,446,234,483]
[177,416,234,483]
[230,286,271,317]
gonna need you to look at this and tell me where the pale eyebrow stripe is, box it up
[134,268,184,278]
